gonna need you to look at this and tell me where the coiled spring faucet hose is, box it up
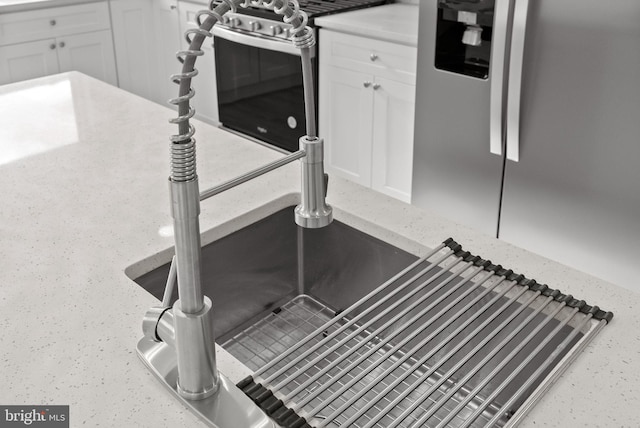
[169,0,317,183]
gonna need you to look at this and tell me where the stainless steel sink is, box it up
[131,206,611,428]
[132,205,418,345]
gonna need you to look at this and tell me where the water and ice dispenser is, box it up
[435,0,495,79]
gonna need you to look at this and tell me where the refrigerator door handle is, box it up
[489,0,512,157]
[505,0,532,162]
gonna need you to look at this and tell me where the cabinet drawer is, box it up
[320,29,416,84]
[0,2,111,46]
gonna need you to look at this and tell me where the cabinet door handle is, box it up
[372,83,381,90]
[363,81,372,88]
[59,41,65,48]
[50,19,56,26]
[370,53,378,61]
[170,4,177,10]
[49,43,56,50]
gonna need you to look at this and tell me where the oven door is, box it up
[213,25,315,152]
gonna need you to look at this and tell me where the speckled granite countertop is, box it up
[0,72,638,427]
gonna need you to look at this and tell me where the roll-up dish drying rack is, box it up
[233,238,612,428]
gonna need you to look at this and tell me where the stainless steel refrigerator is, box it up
[412,0,640,291]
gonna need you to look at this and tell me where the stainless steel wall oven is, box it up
[213,0,389,152]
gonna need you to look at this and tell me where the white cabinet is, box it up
[0,3,117,86]
[320,66,374,186]
[109,0,181,106]
[318,29,416,203]
[56,30,118,81]
[108,0,156,100]
[370,76,415,202]
[0,40,60,84]
[177,1,219,124]
[153,0,182,105]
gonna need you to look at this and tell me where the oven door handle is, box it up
[212,25,314,57]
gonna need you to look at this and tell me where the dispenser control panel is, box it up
[435,0,495,79]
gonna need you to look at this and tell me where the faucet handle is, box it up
[161,255,178,307]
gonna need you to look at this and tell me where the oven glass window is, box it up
[215,36,310,152]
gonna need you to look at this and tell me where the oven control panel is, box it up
[217,12,296,40]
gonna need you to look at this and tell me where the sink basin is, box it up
[130,203,611,428]
[131,205,418,345]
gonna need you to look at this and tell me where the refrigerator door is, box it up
[499,0,640,291]
[412,1,506,237]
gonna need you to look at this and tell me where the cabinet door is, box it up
[109,0,157,99]
[56,30,118,86]
[371,77,415,202]
[319,65,374,186]
[178,1,219,124]
[0,39,59,85]
[152,0,182,106]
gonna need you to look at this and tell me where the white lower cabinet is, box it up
[109,0,157,99]
[0,2,116,86]
[153,0,182,106]
[109,0,181,106]
[321,66,374,187]
[56,30,118,84]
[318,29,416,203]
[0,39,60,85]
[178,1,219,125]
[370,76,416,202]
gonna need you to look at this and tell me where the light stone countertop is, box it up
[315,3,419,46]
[0,72,639,427]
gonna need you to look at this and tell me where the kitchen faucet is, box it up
[138,0,331,426]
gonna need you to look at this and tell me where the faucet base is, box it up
[173,296,219,400]
[137,337,276,428]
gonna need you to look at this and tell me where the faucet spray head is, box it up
[295,135,333,229]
